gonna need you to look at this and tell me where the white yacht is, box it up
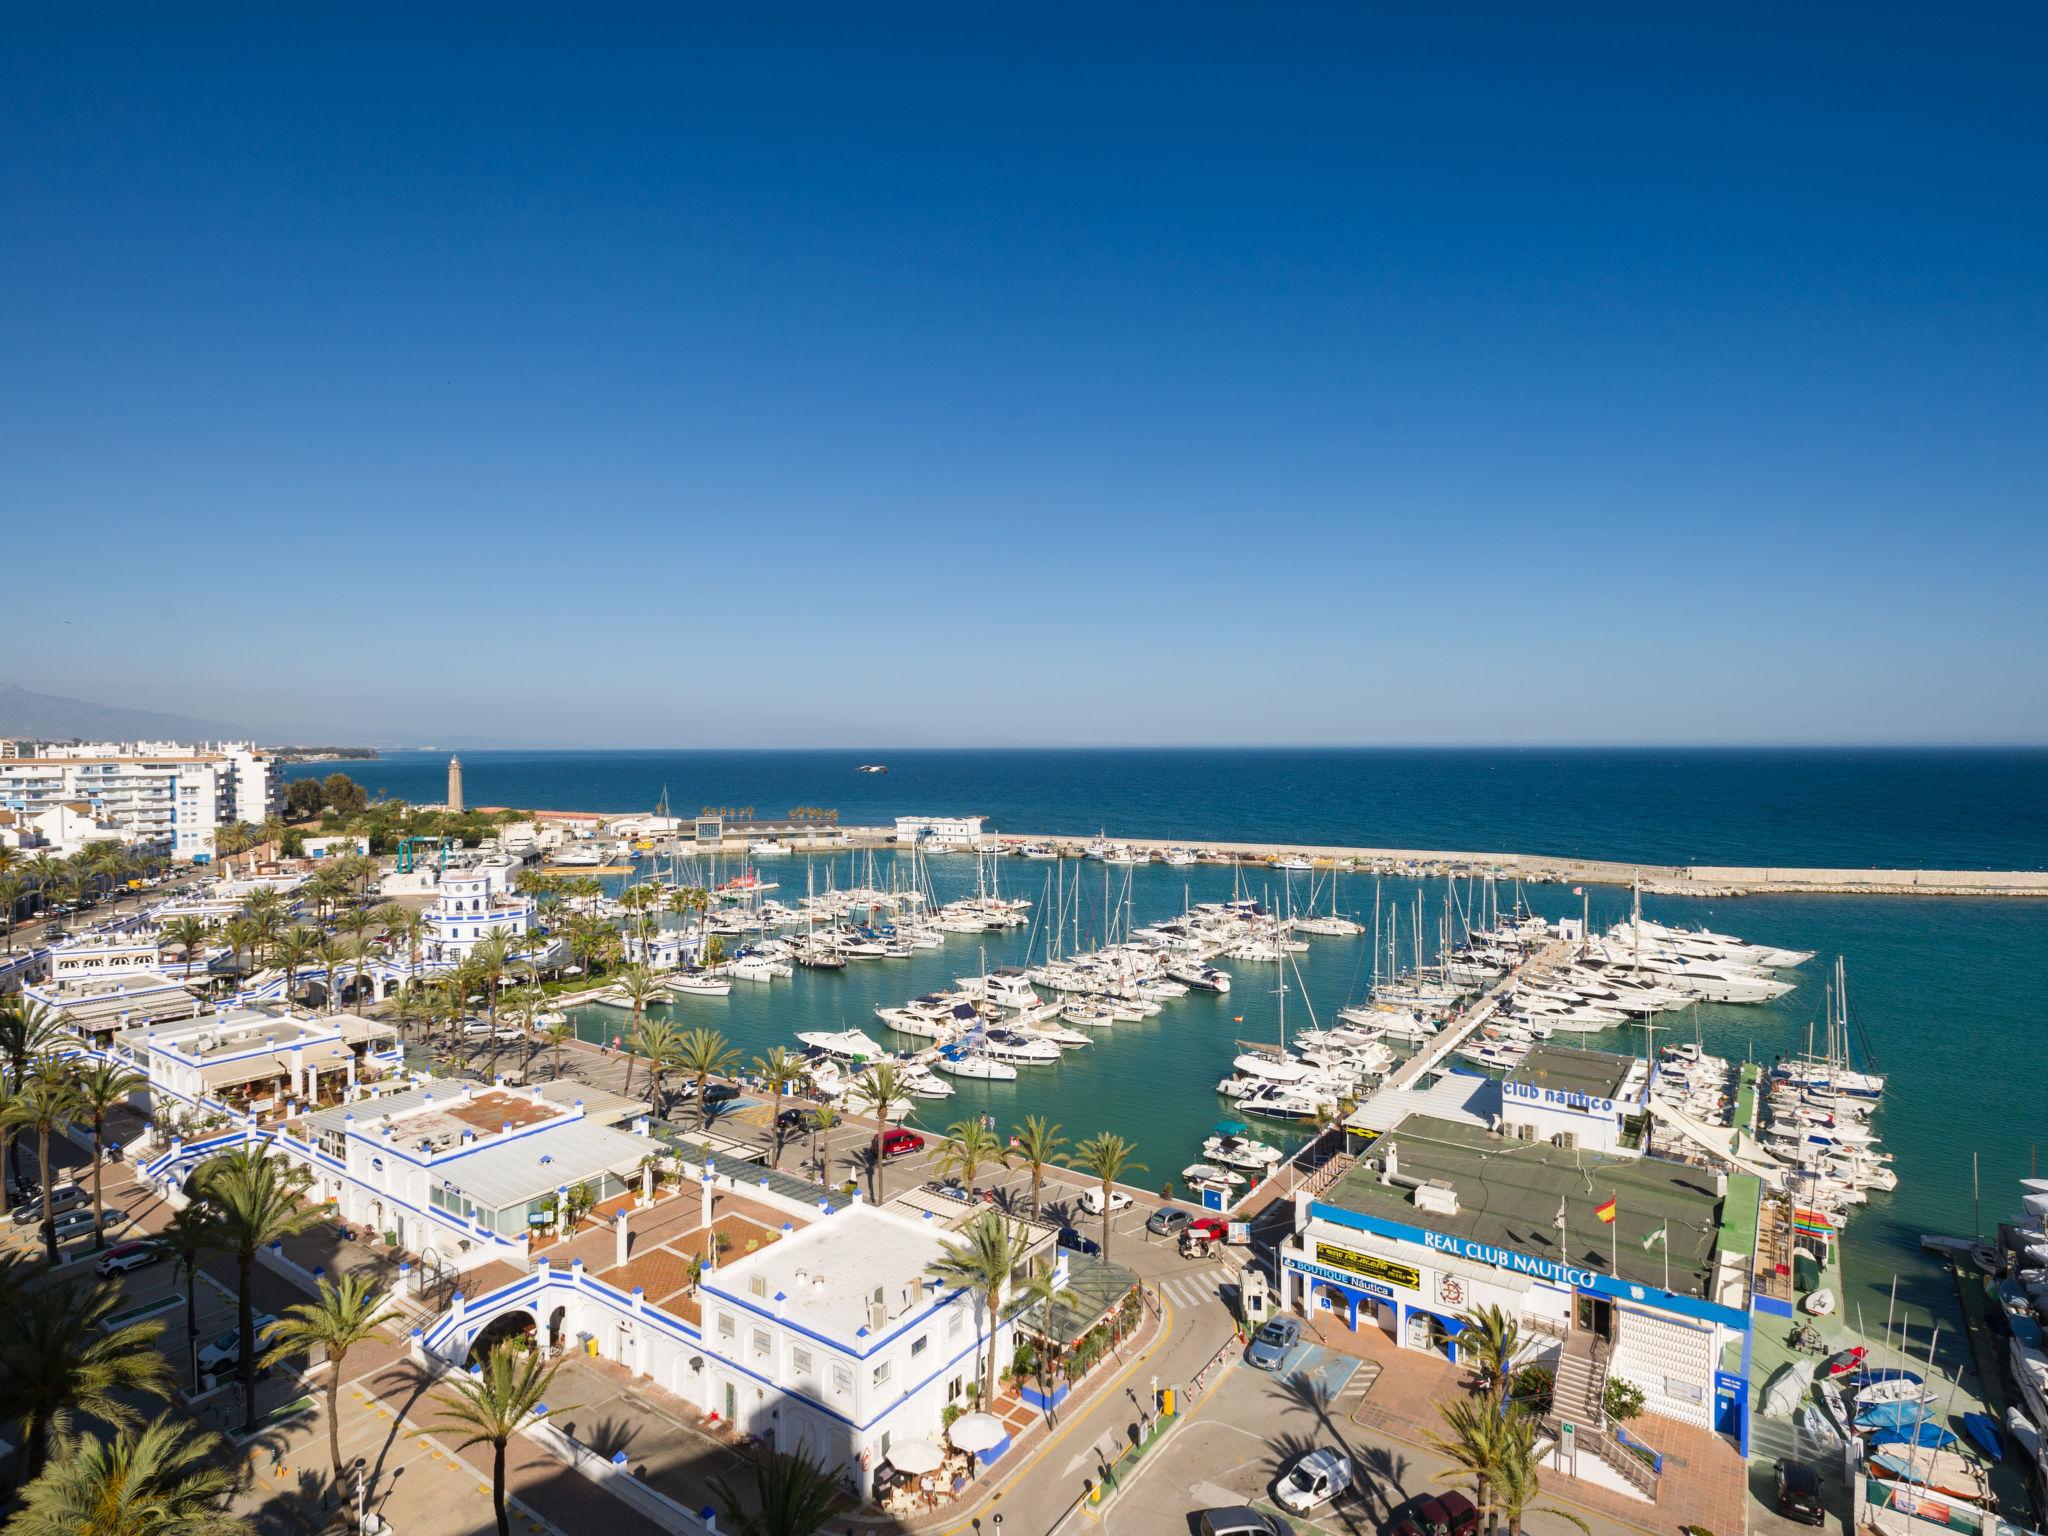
[1165,961,1231,993]
[1182,1163,1247,1189]
[958,969,1042,1011]
[899,1061,956,1099]
[749,839,793,857]
[934,1046,1017,1081]
[1205,1122,1284,1169]
[795,1028,889,1062]
[670,973,732,997]
[980,1028,1062,1064]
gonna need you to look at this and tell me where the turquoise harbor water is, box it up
[287,749,2048,1337]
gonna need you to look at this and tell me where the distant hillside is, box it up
[0,681,244,744]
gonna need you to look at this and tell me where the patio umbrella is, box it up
[890,1438,945,1475]
[948,1413,1005,1454]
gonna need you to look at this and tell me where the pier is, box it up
[1382,936,1571,1091]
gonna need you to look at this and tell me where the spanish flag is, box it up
[1594,1197,1618,1225]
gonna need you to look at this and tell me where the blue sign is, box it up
[1283,1254,1395,1300]
[1201,1185,1225,1211]
[1307,1200,1750,1330]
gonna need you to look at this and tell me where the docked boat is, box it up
[934,1046,1017,1081]
[980,1028,1062,1064]
[1182,1162,1246,1189]
[670,973,732,997]
[795,1028,888,1063]
[1205,1121,1284,1170]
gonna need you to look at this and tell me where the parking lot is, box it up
[1100,1352,1651,1536]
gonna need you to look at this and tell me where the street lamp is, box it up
[352,1455,368,1531]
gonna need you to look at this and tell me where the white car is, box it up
[1276,1448,1352,1514]
[1078,1187,1133,1216]
[197,1314,282,1377]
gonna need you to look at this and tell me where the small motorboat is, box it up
[1819,1346,1868,1378]
[1181,1163,1246,1189]
[1973,1242,2005,1276]
[1800,1403,1843,1451]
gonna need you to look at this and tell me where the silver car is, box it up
[1244,1313,1301,1370]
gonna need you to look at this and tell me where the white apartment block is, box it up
[0,740,282,862]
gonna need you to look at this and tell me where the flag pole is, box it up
[1662,1220,1670,1292]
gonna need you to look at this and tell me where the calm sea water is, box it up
[288,747,2048,870]
[288,749,2048,1338]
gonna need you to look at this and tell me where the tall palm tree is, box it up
[0,997,64,1191]
[71,1059,147,1249]
[8,1414,242,1536]
[0,1277,172,1483]
[156,1207,216,1392]
[315,933,351,1014]
[675,1026,739,1128]
[1012,1259,1076,1407]
[470,933,513,1028]
[632,1018,682,1113]
[849,1062,907,1203]
[1012,1116,1067,1220]
[925,1211,1032,1408]
[379,904,427,985]
[263,1274,402,1508]
[189,1147,317,1432]
[1489,1409,1589,1536]
[0,871,27,952]
[431,1338,562,1536]
[1455,1303,1524,1409]
[218,916,263,986]
[808,1101,840,1184]
[5,1067,82,1265]
[933,1120,1010,1193]
[268,926,319,1010]
[709,1444,843,1536]
[162,916,211,980]
[542,1021,575,1079]
[1075,1132,1145,1263]
[609,966,664,1095]
[240,886,286,948]
[344,935,379,1017]
[753,1047,802,1168]
[1428,1396,1518,1536]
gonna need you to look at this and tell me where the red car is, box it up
[1389,1492,1479,1536]
[1188,1215,1231,1243]
[879,1128,925,1159]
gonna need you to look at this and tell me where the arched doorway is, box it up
[547,1305,567,1352]
[466,1309,537,1366]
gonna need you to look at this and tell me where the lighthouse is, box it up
[448,754,464,813]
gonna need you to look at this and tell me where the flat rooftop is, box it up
[379,1089,566,1152]
[1321,1113,1731,1298]
[705,1205,955,1345]
[1507,1043,1641,1103]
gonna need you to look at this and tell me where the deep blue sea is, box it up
[289,747,2048,870]
[287,748,2048,1346]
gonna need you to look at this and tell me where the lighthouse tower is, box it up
[447,754,464,813]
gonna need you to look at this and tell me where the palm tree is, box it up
[240,886,286,946]
[1489,1409,1589,1536]
[1455,1303,1524,1409]
[219,916,263,985]
[156,1206,216,1391]
[675,1026,740,1129]
[9,1414,242,1536]
[542,1021,575,1078]
[344,935,378,1016]
[926,1211,1032,1408]
[0,997,64,1191]
[189,1146,317,1431]
[0,871,27,952]
[0,1277,172,1482]
[849,1062,907,1203]
[70,1059,147,1249]
[315,933,351,1014]
[933,1119,1010,1193]
[162,916,211,980]
[1011,1116,1067,1220]
[377,903,426,980]
[610,966,664,1095]
[1428,1396,1518,1536]
[431,1338,562,1536]
[753,1047,802,1169]
[709,1444,843,1536]
[5,1066,81,1264]
[470,933,513,1028]
[632,1018,682,1112]
[268,926,319,1009]
[263,1274,401,1507]
[1075,1132,1144,1262]
[1012,1260,1076,1407]
[808,1101,840,1184]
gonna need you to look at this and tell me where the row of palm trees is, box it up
[0,839,172,951]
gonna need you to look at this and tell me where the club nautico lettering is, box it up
[1418,1230,1603,1290]
[1502,1079,1616,1116]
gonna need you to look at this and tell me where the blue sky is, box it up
[4,6,2043,746]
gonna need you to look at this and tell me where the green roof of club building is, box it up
[1505,1042,1642,1103]
[1318,1113,1738,1300]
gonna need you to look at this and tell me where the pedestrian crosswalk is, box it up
[1155,1267,1236,1311]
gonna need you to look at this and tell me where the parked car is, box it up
[702,1083,741,1107]
[1078,1186,1132,1216]
[197,1314,282,1377]
[10,1180,85,1225]
[1147,1206,1193,1237]
[1196,1508,1294,1536]
[775,1106,820,1133]
[1056,1226,1101,1256]
[1275,1447,1353,1514]
[878,1128,925,1159]
[1188,1214,1231,1243]
[1775,1460,1826,1526]
[96,1240,164,1277]
[52,1206,123,1241]
[1389,1492,1480,1536]
[1244,1314,1301,1370]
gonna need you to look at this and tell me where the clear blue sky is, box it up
[5,6,2043,747]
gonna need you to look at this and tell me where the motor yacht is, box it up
[795,1028,889,1062]
[934,1046,1017,1081]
